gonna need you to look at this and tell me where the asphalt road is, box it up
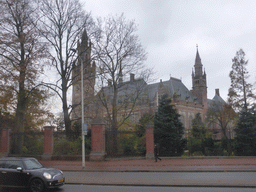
[59,185,256,192]
[63,185,256,192]
[3,185,256,192]
[2,171,256,192]
[64,171,256,187]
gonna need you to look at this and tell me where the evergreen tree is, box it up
[192,113,206,139]
[135,113,153,138]
[190,113,206,155]
[228,49,255,112]
[190,113,215,156]
[234,109,256,156]
[154,94,186,156]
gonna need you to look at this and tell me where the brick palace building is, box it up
[72,31,227,139]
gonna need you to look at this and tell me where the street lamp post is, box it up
[81,59,85,168]
[71,47,86,168]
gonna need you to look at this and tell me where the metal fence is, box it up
[105,130,146,157]
[53,131,91,156]
[10,131,44,155]
[8,131,91,158]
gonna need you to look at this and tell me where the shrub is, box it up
[192,151,204,156]
[190,138,203,154]
[22,134,44,155]
[135,135,146,155]
[54,138,71,155]
[118,133,136,155]
[54,136,91,155]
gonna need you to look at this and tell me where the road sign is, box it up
[82,123,87,135]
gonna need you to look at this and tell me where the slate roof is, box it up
[147,77,198,103]
[101,77,198,104]
[100,76,227,111]
[100,79,147,102]
[208,89,226,107]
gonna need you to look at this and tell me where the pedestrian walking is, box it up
[154,143,161,162]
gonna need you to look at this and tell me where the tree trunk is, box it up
[13,67,26,154]
[63,101,72,138]
[108,84,118,156]
[241,66,248,111]
[62,80,72,138]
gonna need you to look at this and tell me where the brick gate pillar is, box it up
[42,126,55,161]
[0,129,10,158]
[89,118,106,161]
[146,122,154,159]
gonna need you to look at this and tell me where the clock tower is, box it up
[191,46,207,109]
[72,29,96,122]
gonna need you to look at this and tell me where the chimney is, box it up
[215,89,220,96]
[130,73,135,82]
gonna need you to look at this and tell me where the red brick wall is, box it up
[146,125,154,159]
[43,126,54,155]
[91,124,105,152]
[90,120,106,161]
[0,129,10,155]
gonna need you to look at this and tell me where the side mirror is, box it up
[17,167,23,172]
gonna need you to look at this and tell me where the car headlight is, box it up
[43,172,52,179]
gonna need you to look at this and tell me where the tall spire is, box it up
[81,29,88,45]
[194,45,203,77]
[195,44,202,67]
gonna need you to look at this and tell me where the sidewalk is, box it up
[40,156,256,172]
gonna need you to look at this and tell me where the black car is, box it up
[0,157,65,192]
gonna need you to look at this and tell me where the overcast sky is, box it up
[82,0,256,101]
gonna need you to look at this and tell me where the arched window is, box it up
[189,115,194,129]
[179,115,185,128]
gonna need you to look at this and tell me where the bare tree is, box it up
[207,102,237,139]
[0,0,48,154]
[92,14,150,155]
[37,0,93,137]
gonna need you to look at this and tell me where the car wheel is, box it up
[30,178,45,192]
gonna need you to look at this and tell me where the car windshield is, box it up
[24,159,44,170]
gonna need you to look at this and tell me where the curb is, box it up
[62,169,256,173]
